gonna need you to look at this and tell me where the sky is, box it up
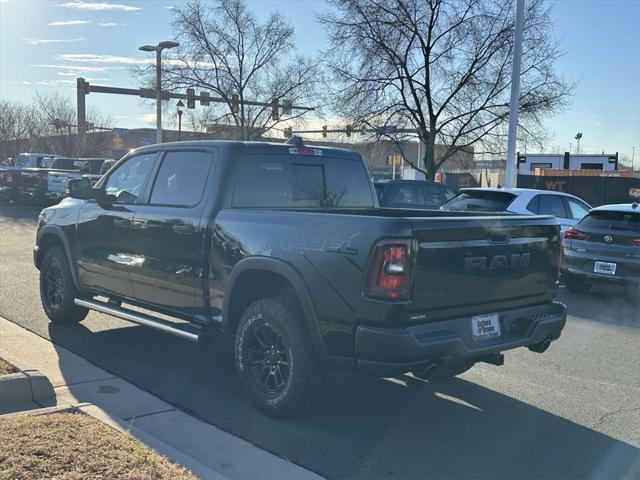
[0,0,639,163]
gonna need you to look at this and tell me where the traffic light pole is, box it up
[76,77,314,145]
[155,48,162,144]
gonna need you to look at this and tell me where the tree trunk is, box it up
[422,135,437,180]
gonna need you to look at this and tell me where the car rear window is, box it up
[442,191,515,212]
[580,210,640,231]
[232,154,374,208]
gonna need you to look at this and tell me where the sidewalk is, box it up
[0,316,323,480]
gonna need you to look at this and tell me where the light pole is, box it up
[574,132,582,154]
[504,0,525,188]
[139,40,179,144]
[176,100,184,141]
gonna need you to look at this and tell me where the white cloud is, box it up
[165,5,174,9]
[97,22,125,27]
[57,53,214,68]
[58,53,146,64]
[23,38,86,45]
[136,113,156,123]
[48,20,90,26]
[31,63,106,72]
[22,80,76,86]
[59,1,141,11]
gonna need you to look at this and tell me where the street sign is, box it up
[113,127,128,134]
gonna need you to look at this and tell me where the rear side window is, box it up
[442,191,515,212]
[566,198,590,220]
[418,185,445,207]
[150,151,213,207]
[389,184,416,205]
[580,210,640,231]
[232,155,374,208]
[538,195,568,218]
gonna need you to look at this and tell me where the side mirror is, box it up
[67,178,95,199]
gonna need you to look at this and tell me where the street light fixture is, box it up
[176,100,184,141]
[138,40,179,144]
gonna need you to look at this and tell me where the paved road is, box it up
[1,204,639,479]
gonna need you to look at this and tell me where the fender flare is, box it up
[223,257,326,356]
[36,225,81,288]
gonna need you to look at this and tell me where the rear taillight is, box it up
[557,240,563,282]
[365,240,411,300]
[564,227,589,240]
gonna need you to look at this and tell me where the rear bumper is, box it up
[562,249,640,285]
[355,302,566,376]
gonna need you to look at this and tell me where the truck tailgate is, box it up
[48,171,81,194]
[410,215,560,321]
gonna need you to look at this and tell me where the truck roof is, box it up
[133,140,361,159]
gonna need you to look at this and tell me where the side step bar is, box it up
[74,298,200,342]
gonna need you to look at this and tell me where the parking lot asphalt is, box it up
[1,204,639,479]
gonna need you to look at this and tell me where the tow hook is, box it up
[528,338,552,353]
[479,353,504,366]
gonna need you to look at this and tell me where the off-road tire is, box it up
[564,274,592,294]
[39,246,88,324]
[235,296,324,417]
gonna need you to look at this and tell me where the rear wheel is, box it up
[39,246,88,324]
[235,296,324,417]
[564,274,592,294]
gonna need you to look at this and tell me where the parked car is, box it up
[47,158,110,200]
[21,157,106,204]
[34,139,566,417]
[374,179,458,209]
[561,203,640,293]
[442,188,591,232]
[0,153,57,202]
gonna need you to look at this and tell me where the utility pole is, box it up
[504,0,525,188]
[139,41,179,144]
[632,146,636,171]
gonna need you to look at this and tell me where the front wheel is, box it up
[39,246,88,324]
[235,297,324,417]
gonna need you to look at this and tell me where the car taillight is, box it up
[564,227,589,240]
[365,240,411,300]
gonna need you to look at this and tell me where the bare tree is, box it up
[0,100,40,164]
[320,0,572,179]
[155,0,318,140]
[33,92,113,157]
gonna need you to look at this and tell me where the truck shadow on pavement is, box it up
[48,321,639,480]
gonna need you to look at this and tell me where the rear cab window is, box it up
[149,151,214,207]
[232,153,374,209]
[442,190,516,212]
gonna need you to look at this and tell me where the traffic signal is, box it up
[231,94,239,114]
[387,153,402,166]
[271,98,279,121]
[284,127,293,138]
[52,118,62,129]
[186,88,195,109]
[346,125,352,137]
[322,125,327,138]
[282,99,292,115]
[200,91,210,106]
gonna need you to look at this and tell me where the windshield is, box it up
[442,191,516,212]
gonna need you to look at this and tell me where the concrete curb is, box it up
[0,316,324,480]
[0,369,55,413]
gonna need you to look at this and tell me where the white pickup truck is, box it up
[46,158,112,201]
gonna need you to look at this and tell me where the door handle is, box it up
[130,218,149,229]
[172,224,195,234]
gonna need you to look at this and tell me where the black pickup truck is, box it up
[34,139,566,416]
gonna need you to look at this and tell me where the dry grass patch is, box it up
[0,358,17,376]
[0,411,198,480]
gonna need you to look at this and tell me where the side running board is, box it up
[74,298,201,342]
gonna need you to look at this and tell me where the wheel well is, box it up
[36,233,65,269]
[227,269,302,333]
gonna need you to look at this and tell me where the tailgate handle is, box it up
[488,232,510,244]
